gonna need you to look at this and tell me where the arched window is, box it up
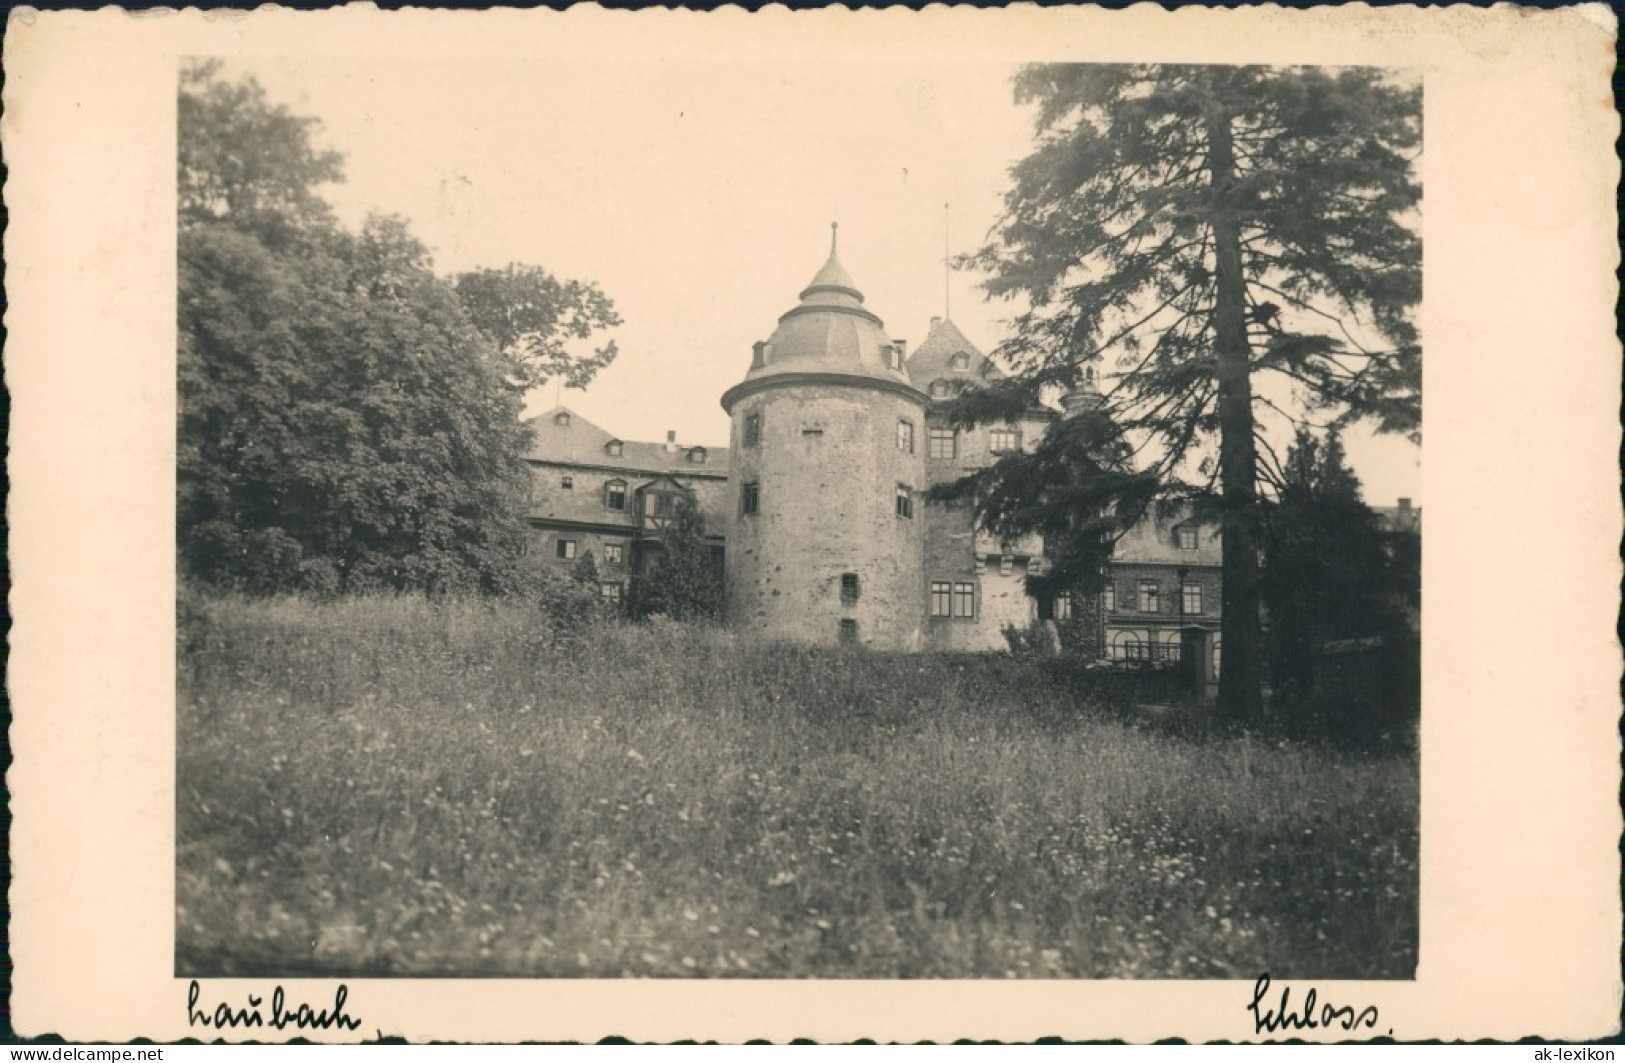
[554,411,572,426]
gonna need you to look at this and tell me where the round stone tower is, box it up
[720,225,928,649]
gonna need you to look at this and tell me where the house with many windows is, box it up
[522,229,1223,658]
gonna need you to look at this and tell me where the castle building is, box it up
[522,229,1224,656]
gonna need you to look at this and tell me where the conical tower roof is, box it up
[722,225,924,412]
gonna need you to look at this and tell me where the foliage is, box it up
[453,265,622,393]
[177,63,620,595]
[628,498,723,622]
[177,593,1418,978]
[1259,428,1418,702]
[958,64,1421,721]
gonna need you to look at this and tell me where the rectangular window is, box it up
[556,539,577,560]
[600,582,622,602]
[1182,582,1203,615]
[953,582,975,618]
[605,482,627,510]
[895,484,913,519]
[1054,595,1073,620]
[988,428,1019,454]
[839,619,858,643]
[744,413,761,447]
[1177,526,1198,550]
[999,555,1014,577]
[928,428,956,460]
[897,420,915,454]
[561,475,573,489]
[604,544,624,565]
[1138,580,1160,613]
[930,581,951,617]
[1102,582,1116,612]
[741,481,760,515]
[841,572,860,605]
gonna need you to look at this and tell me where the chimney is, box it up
[1398,497,1412,512]
[665,430,677,453]
[930,316,942,327]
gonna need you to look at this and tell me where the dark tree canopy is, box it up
[629,499,722,622]
[958,63,1421,719]
[177,64,621,596]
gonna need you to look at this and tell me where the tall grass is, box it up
[177,593,1418,978]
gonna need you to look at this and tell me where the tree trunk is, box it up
[1204,102,1265,724]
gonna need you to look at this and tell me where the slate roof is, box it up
[737,235,920,393]
[905,316,1003,389]
[1111,509,1222,566]
[523,406,730,473]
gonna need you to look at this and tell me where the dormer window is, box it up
[951,352,970,372]
[884,344,902,371]
[688,447,707,464]
[605,440,624,458]
[554,411,571,426]
[929,380,951,398]
[1176,525,1198,550]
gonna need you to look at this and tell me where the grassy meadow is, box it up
[177,594,1418,979]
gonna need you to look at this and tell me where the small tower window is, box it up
[744,413,762,447]
[951,352,970,372]
[840,573,860,605]
[604,480,627,511]
[554,411,571,426]
[894,484,914,520]
[561,475,574,489]
[839,619,859,643]
[741,481,760,515]
[605,440,623,458]
[896,420,915,454]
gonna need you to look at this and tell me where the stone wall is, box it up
[725,383,928,650]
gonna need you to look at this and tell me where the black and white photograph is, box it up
[173,53,1424,983]
[7,3,1618,1043]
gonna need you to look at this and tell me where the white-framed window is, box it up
[604,544,624,565]
[930,581,952,617]
[1138,580,1160,613]
[895,484,913,520]
[1182,582,1203,614]
[600,582,622,602]
[951,352,971,372]
[604,480,627,510]
[1177,525,1198,550]
[1102,582,1116,612]
[1053,595,1073,620]
[928,428,956,460]
[897,420,915,454]
[988,428,1019,454]
[556,539,577,561]
[605,440,624,458]
[953,582,975,618]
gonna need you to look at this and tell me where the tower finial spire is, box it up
[830,220,839,256]
[943,202,951,320]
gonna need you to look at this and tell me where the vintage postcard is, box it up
[6,2,1619,1043]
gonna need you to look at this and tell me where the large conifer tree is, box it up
[960,64,1421,721]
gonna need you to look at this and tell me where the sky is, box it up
[235,56,1421,506]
